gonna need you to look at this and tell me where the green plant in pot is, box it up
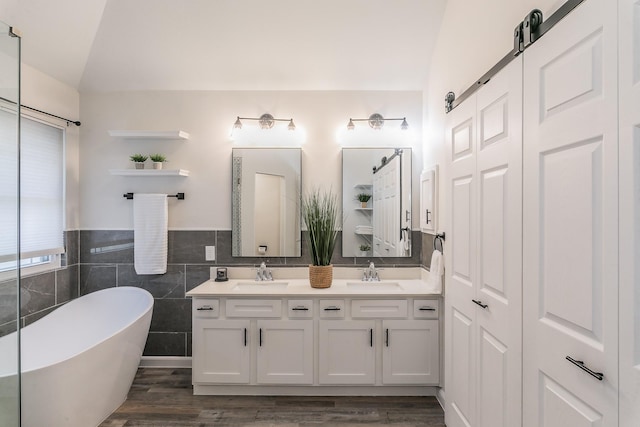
[130,154,148,169]
[149,153,167,170]
[302,188,340,288]
[356,192,371,208]
[358,244,371,257]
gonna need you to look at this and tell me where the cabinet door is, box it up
[192,319,250,384]
[382,320,439,385]
[256,320,313,385]
[318,320,375,384]
[420,168,437,234]
[523,0,618,425]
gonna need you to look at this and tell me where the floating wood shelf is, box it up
[108,130,190,140]
[109,169,190,177]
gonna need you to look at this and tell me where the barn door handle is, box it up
[472,299,488,309]
[566,356,603,381]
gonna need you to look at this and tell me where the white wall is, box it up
[21,63,80,230]
[79,90,423,230]
[423,0,564,234]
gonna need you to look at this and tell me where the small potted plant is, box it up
[149,154,167,170]
[130,154,148,169]
[302,188,340,288]
[356,193,372,208]
[358,244,371,257]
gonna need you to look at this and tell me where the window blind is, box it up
[0,108,19,260]
[0,110,64,261]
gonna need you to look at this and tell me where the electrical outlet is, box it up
[205,245,216,261]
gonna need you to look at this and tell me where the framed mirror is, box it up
[232,148,301,257]
[342,148,412,257]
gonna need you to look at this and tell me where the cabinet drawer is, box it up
[193,299,219,318]
[319,300,345,318]
[287,300,313,318]
[351,300,408,318]
[413,300,439,319]
[226,299,282,318]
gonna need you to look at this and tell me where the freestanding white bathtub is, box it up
[0,286,153,427]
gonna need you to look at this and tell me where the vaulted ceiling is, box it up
[0,0,445,92]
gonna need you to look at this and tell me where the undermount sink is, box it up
[231,282,289,291]
[346,282,403,291]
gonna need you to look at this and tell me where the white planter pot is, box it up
[152,162,163,170]
[134,162,145,169]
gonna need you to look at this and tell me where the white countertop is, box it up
[187,267,442,297]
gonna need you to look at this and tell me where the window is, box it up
[0,109,65,277]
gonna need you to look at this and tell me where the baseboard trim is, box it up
[436,387,446,410]
[140,356,192,369]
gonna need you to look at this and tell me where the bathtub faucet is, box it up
[255,261,273,281]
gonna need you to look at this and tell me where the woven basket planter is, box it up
[309,264,333,289]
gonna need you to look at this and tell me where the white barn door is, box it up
[618,0,640,425]
[522,0,619,425]
[445,56,523,427]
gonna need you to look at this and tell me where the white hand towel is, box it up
[134,194,168,275]
[427,249,444,293]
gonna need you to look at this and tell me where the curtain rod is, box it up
[0,96,81,126]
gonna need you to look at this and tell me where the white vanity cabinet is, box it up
[190,293,441,395]
[192,318,250,384]
[382,319,439,385]
[318,320,376,384]
[257,320,313,384]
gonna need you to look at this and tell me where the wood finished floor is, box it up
[100,368,445,427]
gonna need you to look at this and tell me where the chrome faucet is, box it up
[255,261,273,281]
[362,261,380,282]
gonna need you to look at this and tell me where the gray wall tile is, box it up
[168,230,216,264]
[422,232,436,269]
[144,332,186,357]
[0,320,17,337]
[80,230,134,264]
[150,298,191,333]
[80,264,117,295]
[117,264,185,298]
[56,264,78,304]
[0,280,18,325]
[63,230,80,266]
[186,265,211,292]
[20,272,55,316]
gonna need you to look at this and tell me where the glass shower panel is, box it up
[0,20,21,427]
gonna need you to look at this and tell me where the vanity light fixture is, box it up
[346,113,409,131]
[233,113,296,131]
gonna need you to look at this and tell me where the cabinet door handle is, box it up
[566,356,604,381]
[323,306,341,311]
[259,328,263,346]
[472,299,488,309]
[243,328,247,347]
[197,306,213,311]
[370,328,373,347]
[385,328,390,347]
[292,307,309,311]
[419,307,436,311]
[426,209,431,224]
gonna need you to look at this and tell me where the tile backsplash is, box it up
[1,229,432,356]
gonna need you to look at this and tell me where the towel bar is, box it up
[123,192,185,200]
